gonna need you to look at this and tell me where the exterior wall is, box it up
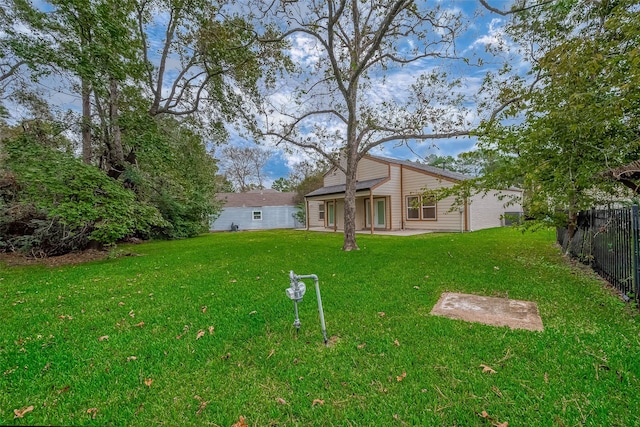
[373,163,402,229]
[307,201,324,227]
[210,206,302,231]
[357,157,389,181]
[401,167,463,232]
[469,190,523,231]
[324,167,346,186]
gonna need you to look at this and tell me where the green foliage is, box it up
[122,115,222,239]
[476,0,640,228]
[1,133,165,255]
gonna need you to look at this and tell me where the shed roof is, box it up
[216,189,297,207]
[366,154,471,181]
[305,177,387,197]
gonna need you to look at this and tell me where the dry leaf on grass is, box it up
[134,321,145,327]
[312,399,324,407]
[393,339,400,346]
[267,349,275,359]
[396,372,407,382]
[98,335,109,341]
[127,356,137,362]
[480,364,497,374]
[201,306,207,313]
[479,409,508,427]
[357,343,366,349]
[276,397,288,405]
[58,314,73,320]
[208,326,215,335]
[129,310,135,318]
[413,286,420,290]
[378,312,386,317]
[196,330,205,340]
[118,301,125,306]
[86,408,98,419]
[144,378,153,387]
[231,415,248,427]
[57,385,70,394]
[13,405,34,418]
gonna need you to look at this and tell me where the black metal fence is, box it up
[556,206,640,302]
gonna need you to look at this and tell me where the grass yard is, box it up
[1,228,639,426]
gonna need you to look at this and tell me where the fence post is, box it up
[633,205,640,302]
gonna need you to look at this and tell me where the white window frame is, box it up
[252,210,262,221]
[421,196,437,220]
[406,196,420,220]
[318,204,325,220]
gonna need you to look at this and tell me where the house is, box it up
[304,154,522,233]
[210,189,303,231]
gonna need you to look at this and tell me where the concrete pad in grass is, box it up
[431,292,544,331]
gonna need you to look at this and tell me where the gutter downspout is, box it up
[333,198,337,232]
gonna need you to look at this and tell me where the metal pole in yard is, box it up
[632,205,640,303]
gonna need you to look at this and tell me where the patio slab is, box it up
[430,292,544,331]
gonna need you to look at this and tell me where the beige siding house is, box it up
[305,155,522,233]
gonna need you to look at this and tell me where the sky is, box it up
[3,0,522,188]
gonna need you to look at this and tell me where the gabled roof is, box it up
[216,189,297,207]
[305,178,387,197]
[365,154,471,181]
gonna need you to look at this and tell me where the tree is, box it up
[218,145,272,192]
[271,177,294,192]
[260,0,476,250]
[477,0,640,242]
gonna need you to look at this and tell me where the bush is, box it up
[1,135,166,255]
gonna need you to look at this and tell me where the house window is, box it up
[318,204,325,220]
[422,196,437,220]
[252,210,262,220]
[406,196,420,220]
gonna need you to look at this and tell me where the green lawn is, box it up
[1,228,639,426]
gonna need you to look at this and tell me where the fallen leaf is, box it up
[58,314,72,320]
[13,405,34,418]
[127,356,137,362]
[144,378,153,387]
[249,310,257,315]
[312,399,324,406]
[208,326,215,335]
[413,286,420,289]
[134,321,145,327]
[480,410,489,419]
[480,364,497,374]
[176,334,182,339]
[393,339,400,346]
[231,416,248,427]
[378,312,386,317]
[118,301,125,306]
[544,372,549,383]
[86,408,98,419]
[494,266,500,270]
[267,349,275,359]
[497,422,509,427]
[276,397,288,405]
[196,330,205,340]
[195,399,208,415]
[98,335,109,341]
[128,310,135,318]
[396,372,407,382]
[201,306,207,313]
[230,279,237,283]
[57,385,70,394]
[357,343,366,349]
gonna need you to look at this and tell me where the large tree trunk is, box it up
[81,78,92,164]
[342,148,359,251]
[106,77,125,179]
